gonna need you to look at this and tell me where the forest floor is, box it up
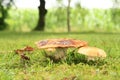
[0,31,120,80]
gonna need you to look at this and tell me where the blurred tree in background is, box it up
[67,0,71,32]
[111,0,120,29]
[0,0,14,30]
[34,0,47,31]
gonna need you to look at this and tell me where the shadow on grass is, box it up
[0,51,107,70]
[39,51,107,67]
[63,52,107,67]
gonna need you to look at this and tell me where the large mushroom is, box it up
[35,39,87,60]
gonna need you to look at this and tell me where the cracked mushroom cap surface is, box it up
[35,39,88,49]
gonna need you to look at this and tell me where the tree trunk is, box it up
[67,0,71,32]
[34,0,47,31]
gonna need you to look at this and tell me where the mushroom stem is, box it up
[45,47,67,61]
[54,47,67,60]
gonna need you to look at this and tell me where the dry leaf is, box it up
[20,54,30,60]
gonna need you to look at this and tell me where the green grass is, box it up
[0,31,120,80]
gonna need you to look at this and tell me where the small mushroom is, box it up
[78,46,107,60]
[35,39,87,60]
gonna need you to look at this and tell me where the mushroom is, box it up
[78,46,107,60]
[35,39,87,60]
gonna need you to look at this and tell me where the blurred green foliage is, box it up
[6,9,38,31]
[6,7,120,32]
[0,0,14,30]
[111,8,120,29]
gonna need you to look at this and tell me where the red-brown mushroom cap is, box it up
[35,39,87,49]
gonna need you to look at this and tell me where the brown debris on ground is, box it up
[14,46,34,60]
